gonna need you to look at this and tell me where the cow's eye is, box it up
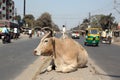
[44,40,48,43]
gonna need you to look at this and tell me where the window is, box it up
[2,6,5,10]
[3,14,5,17]
[9,16,12,19]
[90,30,98,34]
[9,9,12,12]
[3,0,6,3]
[8,3,12,7]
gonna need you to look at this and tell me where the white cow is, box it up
[34,27,88,73]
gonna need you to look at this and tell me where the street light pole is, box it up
[24,0,26,17]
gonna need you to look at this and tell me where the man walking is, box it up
[13,27,18,39]
[62,25,66,39]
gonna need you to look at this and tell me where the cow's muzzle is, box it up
[33,49,41,56]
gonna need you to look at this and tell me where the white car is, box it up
[71,31,80,39]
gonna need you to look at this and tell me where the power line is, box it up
[114,0,120,14]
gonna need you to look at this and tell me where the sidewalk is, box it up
[112,37,120,46]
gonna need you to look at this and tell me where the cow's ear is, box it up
[52,37,55,47]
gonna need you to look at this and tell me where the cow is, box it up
[34,27,88,73]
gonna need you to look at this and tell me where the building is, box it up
[0,0,14,21]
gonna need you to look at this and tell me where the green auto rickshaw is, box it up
[84,28,100,46]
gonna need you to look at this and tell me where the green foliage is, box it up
[36,12,52,28]
[22,12,60,30]
[14,15,21,22]
[98,13,115,30]
[23,14,35,28]
[23,14,35,20]
[80,13,116,31]
[83,18,89,23]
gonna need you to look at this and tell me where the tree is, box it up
[99,13,115,30]
[79,18,89,30]
[90,15,103,28]
[14,15,21,22]
[51,22,60,31]
[35,12,52,28]
[23,14,35,28]
[83,18,89,23]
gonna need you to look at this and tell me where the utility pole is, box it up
[15,8,17,16]
[89,12,91,23]
[24,0,26,17]
[88,12,91,28]
[23,0,26,27]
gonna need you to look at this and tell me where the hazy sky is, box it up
[14,0,120,29]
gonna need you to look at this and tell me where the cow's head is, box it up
[34,27,54,56]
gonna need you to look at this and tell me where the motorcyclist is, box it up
[2,25,11,43]
[106,30,112,44]
[28,29,32,38]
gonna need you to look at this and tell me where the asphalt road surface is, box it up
[0,38,40,80]
[76,36,120,80]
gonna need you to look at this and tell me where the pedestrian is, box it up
[62,25,66,39]
[37,30,40,37]
[13,27,18,39]
[28,29,32,38]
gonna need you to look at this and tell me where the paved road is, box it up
[76,36,120,80]
[0,34,120,80]
[0,38,40,80]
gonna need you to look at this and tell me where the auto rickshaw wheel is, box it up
[84,42,87,46]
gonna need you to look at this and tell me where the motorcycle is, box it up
[1,34,11,44]
[101,36,112,45]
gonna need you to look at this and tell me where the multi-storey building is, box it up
[0,0,14,21]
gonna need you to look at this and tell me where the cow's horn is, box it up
[42,27,53,37]
[41,27,53,40]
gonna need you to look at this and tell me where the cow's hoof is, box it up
[55,68,62,72]
[46,65,52,72]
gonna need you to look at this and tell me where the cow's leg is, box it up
[61,64,77,73]
[46,59,55,72]
[77,51,88,68]
[46,65,53,71]
[55,66,63,72]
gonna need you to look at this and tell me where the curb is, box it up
[14,56,51,80]
[14,56,41,80]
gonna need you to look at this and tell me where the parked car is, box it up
[71,30,80,39]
